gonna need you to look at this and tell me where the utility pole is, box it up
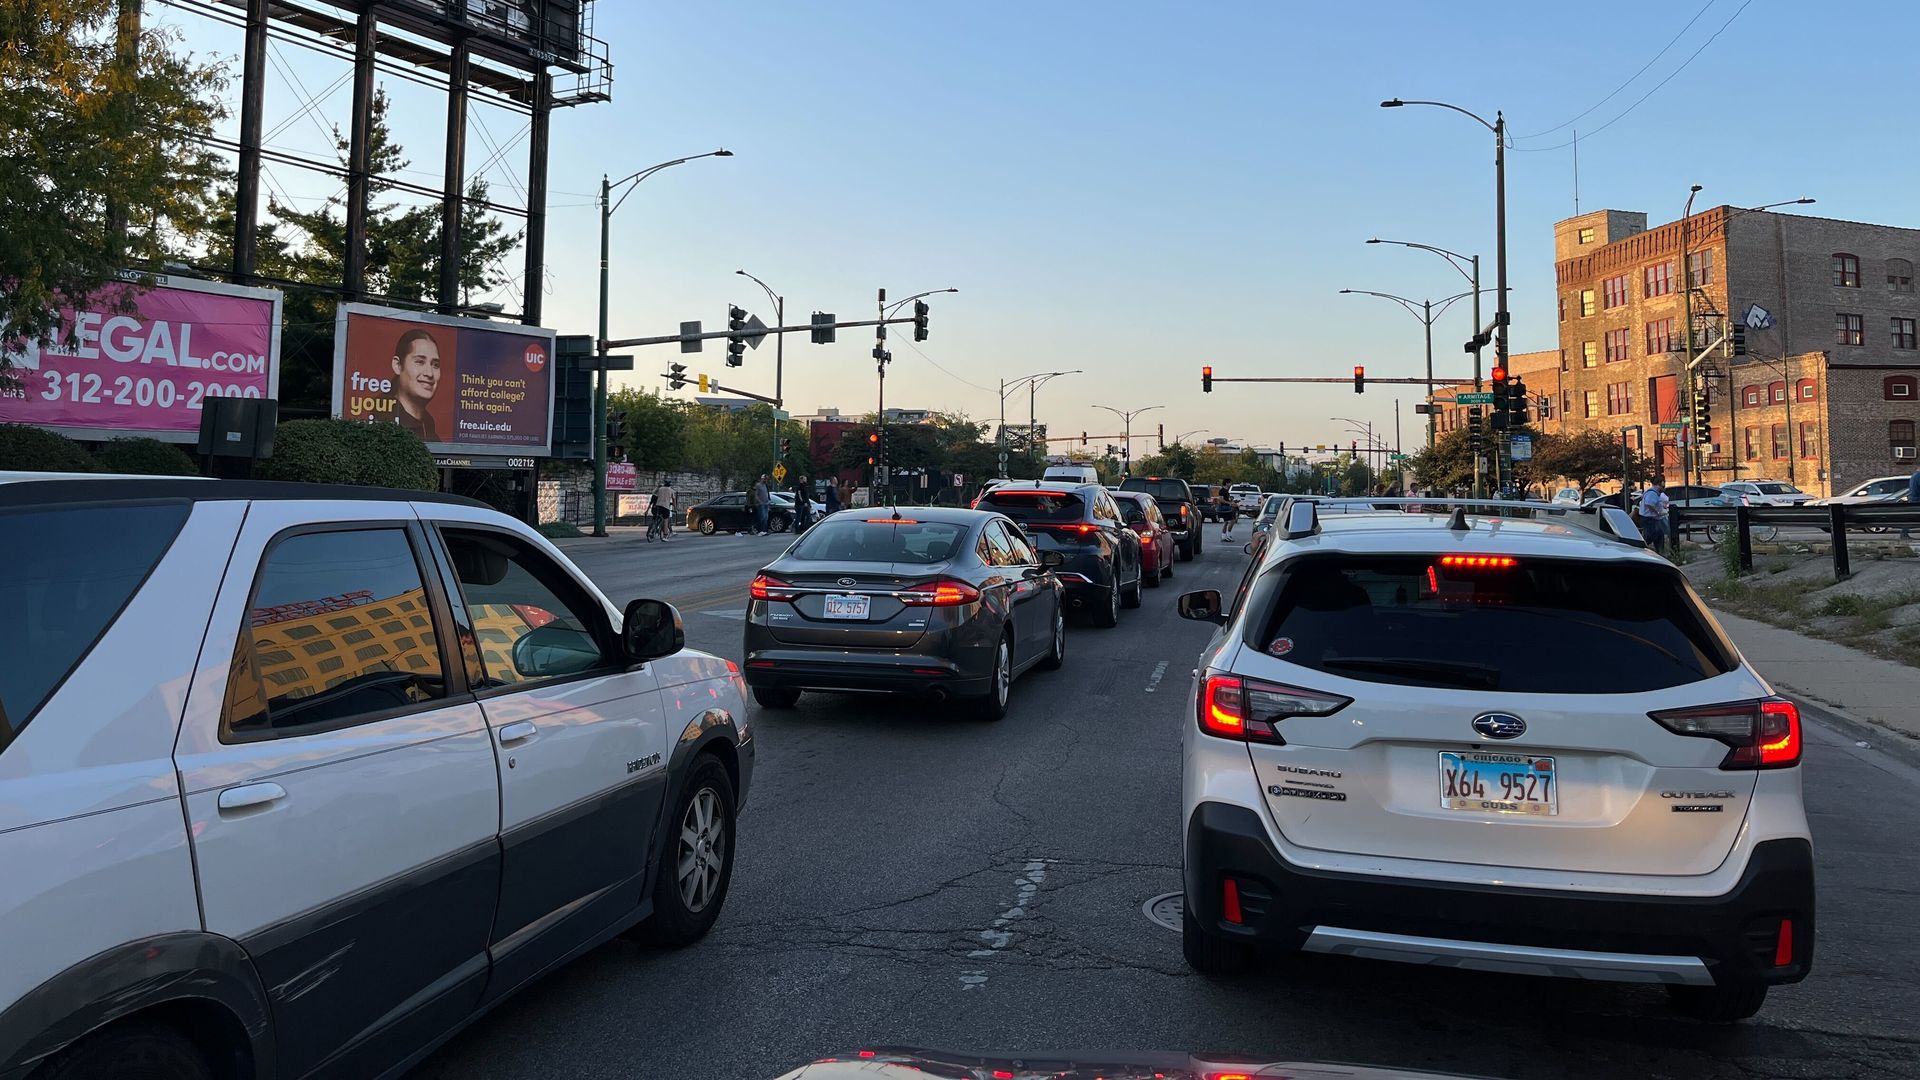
[594,173,611,536]
[1681,185,1701,493]
[875,287,888,506]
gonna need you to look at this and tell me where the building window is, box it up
[1602,274,1630,309]
[1643,260,1674,298]
[1770,424,1787,459]
[1837,312,1865,346]
[1562,390,1572,417]
[1583,341,1598,367]
[1583,389,1599,418]
[1578,227,1595,245]
[1743,385,1761,406]
[1767,381,1786,404]
[1797,378,1817,401]
[1580,289,1596,317]
[1896,317,1918,350]
[1606,382,1632,415]
[1743,426,1759,460]
[1800,422,1820,459]
[1560,349,1569,371]
[1893,420,1917,456]
[1687,249,1714,287]
[1889,258,1915,292]
[1559,295,1567,322]
[1605,327,1630,362]
[1887,375,1918,400]
[1833,253,1861,288]
[1644,317,1676,355]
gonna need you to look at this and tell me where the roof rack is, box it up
[1277,496,1648,549]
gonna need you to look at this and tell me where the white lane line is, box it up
[1144,660,1169,693]
[701,609,748,620]
[960,859,1051,989]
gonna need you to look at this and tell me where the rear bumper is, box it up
[1184,801,1814,987]
[741,647,993,699]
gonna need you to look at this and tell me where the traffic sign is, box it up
[1456,392,1496,404]
[1659,420,1687,430]
[772,463,788,481]
[743,313,770,349]
[1509,435,1533,461]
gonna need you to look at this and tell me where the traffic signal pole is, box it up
[593,173,611,537]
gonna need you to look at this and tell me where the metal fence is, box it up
[1672,503,1920,578]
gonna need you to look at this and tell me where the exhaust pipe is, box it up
[928,687,949,702]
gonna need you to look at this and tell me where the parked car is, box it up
[1552,486,1605,505]
[1119,475,1202,560]
[1719,480,1814,507]
[1810,475,1912,506]
[975,481,1143,627]
[1175,497,1811,1022]
[0,475,752,1080]
[1112,490,1175,586]
[686,491,796,534]
[741,507,1065,720]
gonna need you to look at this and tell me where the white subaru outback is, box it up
[1177,499,1812,1022]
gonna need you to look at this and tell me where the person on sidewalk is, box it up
[751,474,772,535]
[1636,480,1671,554]
[823,480,841,517]
[648,479,676,542]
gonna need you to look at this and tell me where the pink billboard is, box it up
[0,276,281,441]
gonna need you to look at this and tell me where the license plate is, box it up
[1439,751,1557,816]
[822,594,871,620]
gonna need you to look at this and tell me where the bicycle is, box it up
[645,509,673,543]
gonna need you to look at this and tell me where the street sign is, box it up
[954,473,965,486]
[1508,435,1533,461]
[772,463,787,481]
[743,313,770,349]
[679,321,702,353]
[772,408,789,421]
[1456,392,1496,404]
[1659,420,1687,430]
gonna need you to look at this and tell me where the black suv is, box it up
[1120,476,1201,560]
[975,481,1142,627]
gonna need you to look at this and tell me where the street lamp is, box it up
[1339,285,1485,448]
[734,269,784,405]
[994,369,1079,473]
[593,147,733,536]
[1367,237,1487,388]
[1092,404,1164,475]
[1380,99,1509,403]
[1172,428,1208,446]
[872,286,957,502]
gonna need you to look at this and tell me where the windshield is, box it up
[785,519,971,563]
[1755,483,1801,495]
[977,490,1086,523]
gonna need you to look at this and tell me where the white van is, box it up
[1042,464,1101,484]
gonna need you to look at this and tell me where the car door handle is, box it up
[217,782,286,812]
[497,720,538,745]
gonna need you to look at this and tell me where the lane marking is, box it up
[1144,660,1169,693]
[960,859,1051,989]
[701,609,747,621]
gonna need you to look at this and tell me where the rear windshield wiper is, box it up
[1318,656,1500,690]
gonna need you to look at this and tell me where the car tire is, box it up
[1122,571,1143,608]
[699,517,718,536]
[1161,558,1173,580]
[1144,561,1161,587]
[1668,979,1768,1022]
[770,513,792,533]
[1088,581,1121,628]
[970,635,1013,721]
[1039,605,1066,670]
[1181,901,1253,977]
[642,755,736,947]
[33,1022,212,1080]
[752,687,800,709]
[1177,538,1194,562]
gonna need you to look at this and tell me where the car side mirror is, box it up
[1039,550,1066,568]
[1178,589,1225,625]
[622,598,684,663]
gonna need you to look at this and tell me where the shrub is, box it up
[0,424,94,472]
[537,521,583,539]
[258,419,438,491]
[93,436,201,476]
[1820,593,1874,618]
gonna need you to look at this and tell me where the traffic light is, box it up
[1691,380,1713,432]
[727,305,747,367]
[1730,322,1747,357]
[866,430,879,466]
[1510,376,1529,424]
[1353,365,1365,394]
[668,362,687,390]
[1276,442,1285,456]
[1537,393,1553,420]
[811,311,836,345]
[606,410,628,458]
[1081,431,1088,446]
[1201,365,1213,393]
[1489,365,1510,431]
[1467,407,1484,454]
[913,300,930,342]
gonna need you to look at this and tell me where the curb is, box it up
[1778,684,1920,772]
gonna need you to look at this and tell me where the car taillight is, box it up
[749,573,799,602]
[1438,555,1518,570]
[1041,523,1101,536]
[899,578,981,606]
[1649,697,1801,769]
[1198,673,1351,743]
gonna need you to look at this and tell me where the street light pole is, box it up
[736,269,785,471]
[1093,404,1164,476]
[1340,284,1485,449]
[593,148,733,537]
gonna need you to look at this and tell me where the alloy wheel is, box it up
[677,787,727,913]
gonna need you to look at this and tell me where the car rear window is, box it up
[978,490,1087,523]
[1251,554,1735,694]
[0,502,190,747]
[1754,483,1799,495]
[1120,479,1190,500]
[787,519,971,563]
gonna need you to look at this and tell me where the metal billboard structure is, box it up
[161,0,613,326]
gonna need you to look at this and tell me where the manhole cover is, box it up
[1142,891,1182,932]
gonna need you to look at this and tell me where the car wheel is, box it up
[1161,556,1173,579]
[642,756,736,946]
[699,517,718,536]
[1182,900,1253,977]
[1089,582,1120,628]
[1144,560,1161,587]
[753,687,800,709]
[971,635,1013,720]
[1668,979,1768,1022]
[33,1022,211,1080]
[1177,538,1193,562]
[1039,605,1066,670]
[1122,570,1143,608]
[770,513,792,533]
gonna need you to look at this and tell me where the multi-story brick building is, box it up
[1546,206,1920,496]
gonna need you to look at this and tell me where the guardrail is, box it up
[1671,503,1920,577]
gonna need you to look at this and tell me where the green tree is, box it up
[0,423,93,471]
[257,418,436,490]
[1,2,228,384]
[607,387,687,470]
[93,436,199,476]
[1529,429,1654,494]
[1404,428,1476,493]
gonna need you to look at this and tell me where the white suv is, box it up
[0,476,752,1079]
[1176,499,1812,1021]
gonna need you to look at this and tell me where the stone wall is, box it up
[537,467,732,525]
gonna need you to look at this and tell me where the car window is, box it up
[716,494,745,507]
[1120,478,1191,501]
[983,522,1018,566]
[787,518,971,563]
[1253,554,1736,694]
[0,503,190,749]
[440,528,611,688]
[1226,545,1264,620]
[224,528,448,739]
[978,489,1086,523]
[1870,480,1903,495]
[1756,483,1799,495]
[1000,522,1038,564]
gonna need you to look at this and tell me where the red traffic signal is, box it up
[867,432,879,444]
[1490,365,1508,384]
[1353,365,1365,394]
[1201,365,1214,393]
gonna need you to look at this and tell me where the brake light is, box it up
[1649,697,1801,769]
[1044,522,1102,536]
[749,573,799,602]
[1438,555,1518,570]
[1774,918,1795,967]
[899,578,981,606]
[1198,673,1350,742]
[1221,878,1243,925]
[862,518,920,524]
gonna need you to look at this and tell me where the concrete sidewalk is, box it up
[1714,609,1920,750]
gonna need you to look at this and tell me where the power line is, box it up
[1512,0,1719,141]
[895,338,996,393]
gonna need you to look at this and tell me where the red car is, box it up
[1111,490,1174,587]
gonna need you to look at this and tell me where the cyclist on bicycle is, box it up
[648,479,676,542]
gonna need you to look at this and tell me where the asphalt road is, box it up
[415,525,1920,1080]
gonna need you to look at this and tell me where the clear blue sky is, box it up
[168,0,1914,457]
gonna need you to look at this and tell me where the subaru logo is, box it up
[837,577,857,587]
[1472,713,1527,740]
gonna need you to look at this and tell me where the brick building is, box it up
[1545,206,1920,496]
